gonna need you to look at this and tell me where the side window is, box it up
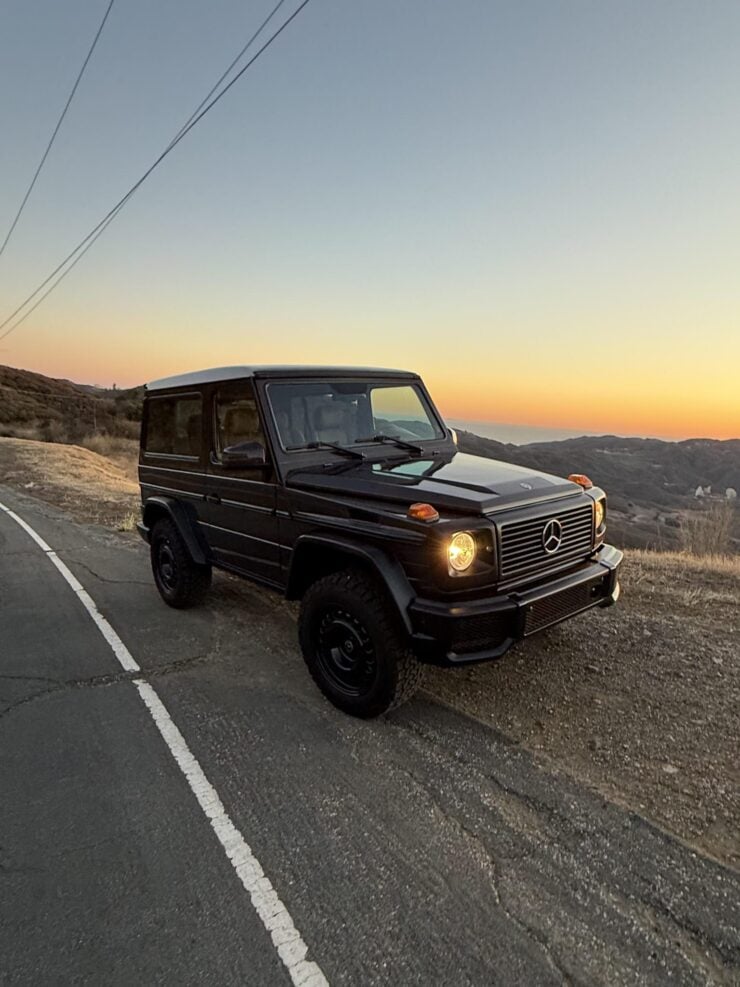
[145,395,202,457]
[214,386,267,459]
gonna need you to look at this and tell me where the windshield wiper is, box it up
[287,440,365,460]
[356,433,424,455]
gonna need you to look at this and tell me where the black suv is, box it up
[138,366,622,717]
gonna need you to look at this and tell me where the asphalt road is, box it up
[1,486,738,986]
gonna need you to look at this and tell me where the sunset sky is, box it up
[1,1,738,439]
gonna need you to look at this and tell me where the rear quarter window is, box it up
[144,395,202,457]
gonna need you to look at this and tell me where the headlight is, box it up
[594,498,606,530]
[448,531,476,572]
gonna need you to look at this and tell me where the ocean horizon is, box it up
[446,419,680,446]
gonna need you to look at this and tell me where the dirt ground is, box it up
[426,550,740,868]
[2,436,738,868]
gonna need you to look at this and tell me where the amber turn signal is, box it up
[568,473,593,489]
[408,502,439,522]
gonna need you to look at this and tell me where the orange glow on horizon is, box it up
[435,389,739,441]
[5,348,738,442]
[434,390,739,442]
[426,361,740,441]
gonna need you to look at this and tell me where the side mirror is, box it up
[221,441,267,468]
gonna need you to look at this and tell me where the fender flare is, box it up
[141,496,209,565]
[286,532,415,634]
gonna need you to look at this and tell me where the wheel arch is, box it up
[142,496,209,565]
[286,533,414,635]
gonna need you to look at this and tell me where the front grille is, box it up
[524,579,601,635]
[499,502,594,581]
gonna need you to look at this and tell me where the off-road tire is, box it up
[298,568,423,718]
[151,518,211,609]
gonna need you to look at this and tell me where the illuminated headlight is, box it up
[594,497,606,531]
[448,532,476,572]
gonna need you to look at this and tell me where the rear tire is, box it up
[298,568,423,718]
[151,517,211,609]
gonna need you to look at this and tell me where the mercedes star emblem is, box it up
[542,518,563,554]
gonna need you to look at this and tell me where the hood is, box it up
[287,451,581,515]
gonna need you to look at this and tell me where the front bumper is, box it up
[409,544,623,665]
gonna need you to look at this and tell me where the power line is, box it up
[0,0,115,261]
[0,0,292,342]
[1,0,288,311]
[0,0,310,343]
[172,0,290,145]
[0,200,127,341]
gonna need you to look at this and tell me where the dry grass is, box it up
[617,548,740,629]
[117,509,139,532]
[0,436,138,527]
[80,433,138,479]
[80,433,135,457]
[628,546,740,577]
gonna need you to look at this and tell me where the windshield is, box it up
[267,381,444,451]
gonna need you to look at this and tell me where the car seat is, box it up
[221,404,261,449]
[313,403,351,445]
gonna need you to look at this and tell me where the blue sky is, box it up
[1,1,738,437]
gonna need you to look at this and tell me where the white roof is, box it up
[146,365,416,391]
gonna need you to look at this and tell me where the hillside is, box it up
[457,431,740,504]
[457,430,740,551]
[0,364,142,444]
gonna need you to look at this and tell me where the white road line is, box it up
[1,504,141,673]
[0,500,329,987]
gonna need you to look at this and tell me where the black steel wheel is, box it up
[315,606,379,699]
[150,517,211,609]
[299,568,423,718]
[155,538,178,594]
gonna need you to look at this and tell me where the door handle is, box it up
[204,493,221,505]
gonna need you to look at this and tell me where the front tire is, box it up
[151,518,211,609]
[298,568,423,718]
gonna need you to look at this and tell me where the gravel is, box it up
[425,551,740,868]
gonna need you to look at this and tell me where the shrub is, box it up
[680,501,736,556]
[0,423,44,440]
[81,433,137,457]
[40,419,69,444]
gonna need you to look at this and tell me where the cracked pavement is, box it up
[1,487,739,985]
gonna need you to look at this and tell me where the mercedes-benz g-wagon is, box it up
[138,366,622,717]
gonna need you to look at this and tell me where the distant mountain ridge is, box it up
[456,431,740,507]
[456,430,740,551]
